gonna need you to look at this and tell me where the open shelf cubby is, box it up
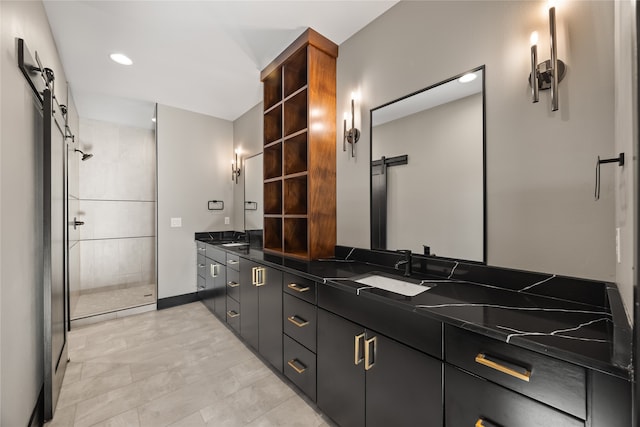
[264,143,282,180]
[283,47,308,98]
[283,133,308,176]
[264,105,282,145]
[283,89,307,137]
[264,217,283,251]
[283,218,308,257]
[283,175,307,215]
[264,180,282,215]
[263,68,282,111]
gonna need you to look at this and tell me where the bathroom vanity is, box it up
[195,234,632,427]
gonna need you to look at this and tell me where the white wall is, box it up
[157,105,233,299]
[337,1,618,288]
[232,102,263,231]
[613,0,637,323]
[0,1,78,424]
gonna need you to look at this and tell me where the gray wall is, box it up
[373,93,483,260]
[0,1,78,424]
[76,118,156,303]
[336,1,622,308]
[157,104,233,299]
[232,101,263,231]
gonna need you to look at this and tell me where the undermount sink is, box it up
[221,242,249,247]
[353,273,432,297]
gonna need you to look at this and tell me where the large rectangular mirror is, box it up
[244,153,263,233]
[370,66,485,262]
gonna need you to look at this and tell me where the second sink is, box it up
[353,273,432,297]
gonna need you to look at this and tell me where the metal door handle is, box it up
[197,247,206,252]
[227,281,239,288]
[252,267,257,285]
[475,353,531,382]
[364,336,376,371]
[288,283,310,293]
[198,264,205,268]
[354,333,365,365]
[256,267,266,286]
[226,310,239,318]
[211,264,219,278]
[287,315,309,328]
[287,359,306,374]
[228,260,239,265]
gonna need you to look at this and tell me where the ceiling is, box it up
[43,1,398,129]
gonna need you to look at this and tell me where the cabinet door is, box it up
[204,260,216,315]
[366,333,442,427]
[258,266,283,372]
[212,262,226,320]
[317,309,365,427]
[240,259,259,350]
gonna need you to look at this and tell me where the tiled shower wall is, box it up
[77,118,156,294]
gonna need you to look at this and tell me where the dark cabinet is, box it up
[239,258,283,372]
[204,258,226,320]
[317,309,442,427]
[445,365,583,427]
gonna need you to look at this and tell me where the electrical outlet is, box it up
[224,217,230,225]
[616,227,621,263]
[171,217,182,228]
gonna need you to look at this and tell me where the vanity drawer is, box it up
[284,335,317,402]
[283,293,317,352]
[226,253,240,271]
[206,244,226,264]
[196,241,207,255]
[197,275,205,292]
[226,296,240,333]
[197,255,206,278]
[445,325,586,420]
[445,365,583,427]
[283,272,316,304]
[226,268,240,301]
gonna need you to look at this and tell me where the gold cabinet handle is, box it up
[227,281,239,288]
[288,283,310,293]
[287,359,306,374]
[210,263,219,278]
[354,333,365,365]
[228,259,239,265]
[251,267,257,285]
[197,247,206,251]
[475,353,531,382]
[475,418,499,427]
[287,315,309,328]
[364,336,377,371]
[226,310,239,318]
[256,267,266,286]
[198,263,205,268]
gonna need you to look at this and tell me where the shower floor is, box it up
[71,283,156,320]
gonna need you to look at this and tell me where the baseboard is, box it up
[157,293,198,310]
[28,385,44,427]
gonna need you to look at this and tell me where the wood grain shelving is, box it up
[260,28,337,260]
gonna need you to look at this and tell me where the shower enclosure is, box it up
[70,117,157,324]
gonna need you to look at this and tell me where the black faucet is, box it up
[395,250,412,277]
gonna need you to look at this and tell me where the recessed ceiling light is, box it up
[110,53,133,66]
[458,73,477,83]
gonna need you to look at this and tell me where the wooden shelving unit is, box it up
[260,28,338,260]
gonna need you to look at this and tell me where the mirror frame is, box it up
[369,65,487,263]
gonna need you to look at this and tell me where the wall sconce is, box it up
[529,3,566,111]
[343,94,360,157]
[231,149,241,184]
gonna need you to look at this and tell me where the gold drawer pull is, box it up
[354,333,365,365]
[287,359,306,374]
[226,310,239,318]
[227,281,239,288]
[288,283,310,293]
[364,336,377,371]
[475,353,531,382]
[287,315,309,328]
[228,259,239,265]
[475,418,499,427]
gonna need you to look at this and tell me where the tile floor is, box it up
[47,302,333,427]
[71,284,157,320]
